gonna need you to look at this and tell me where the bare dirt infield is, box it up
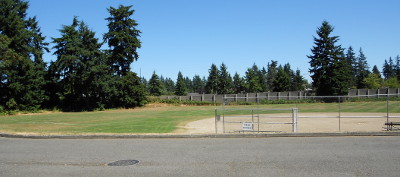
[177,112,399,134]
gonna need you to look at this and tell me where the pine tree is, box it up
[355,48,369,88]
[292,69,305,91]
[345,46,357,88]
[52,18,112,110]
[260,67,268,92]
[104,5,141,76]
[0,0,48,111]
[217,63,233,94]
[163,77,175,95]
[175,72,187,96]
[117,72,147,107]
[372,65,381,79]
[245,64,262,93]
[383,58,395,79]
[233,72,245,94]
[148,71,163,96]
[308,21,350,96]
[205,64,219,94]
[192,75,205,93]
[273,65,291,92]
[283,63,295,90]
[184,76,193,93]
[266,60,278,91]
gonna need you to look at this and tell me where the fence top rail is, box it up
[223,93,398,99]
[221,108,295,111]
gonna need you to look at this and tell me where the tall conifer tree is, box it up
[175,72,187,96]
[104,5,141,76]
[148,71,163,96]
[308,21,350,96]
[217,63,233,94]
[0,0,48,111]
[355,48,369,88]
[205,64,219,94]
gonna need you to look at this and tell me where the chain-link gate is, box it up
[215,96,298,133]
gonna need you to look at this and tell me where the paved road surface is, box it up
[1,136,399,177]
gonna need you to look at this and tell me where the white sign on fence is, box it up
[242,122,254,131]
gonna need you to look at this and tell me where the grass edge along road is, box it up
[0,101,398,134]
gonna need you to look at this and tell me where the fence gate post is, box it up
[387,91,389,130]
[292,108,298,133]
[215,108,218,134]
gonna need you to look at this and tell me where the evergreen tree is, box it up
[245,64,262,93]
[184,76,193,93]
[192,75,205,93]
[383,58,395,79]
[266,60,278,91]
[283,63,295,90]
[52,18,112,110]
[163,77,175,95]
[308,21,350,96]
[205,64,219,94]
[345,46,357,88]
[217,63,233,94]
[148,71,163,96]
[116,71,147,107]
[175,72,187,96]
[0,0,48,111]
[260,67,268,92]
[355,48,369,88]
[273,65,291,92]
[372,65,381,79]
[233,72,245,93]
[383,60,389,79]
[292,69,305,91]
[104,5,141,76]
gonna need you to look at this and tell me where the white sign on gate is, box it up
[242,122,253,131]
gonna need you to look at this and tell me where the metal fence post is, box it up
[215,108,217,134]
[338,96,341,132]
[387,92,389,130]
[292,108,298,133]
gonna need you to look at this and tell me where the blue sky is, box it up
[27,0,400,81]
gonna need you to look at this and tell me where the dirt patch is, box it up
[177,112,400,134]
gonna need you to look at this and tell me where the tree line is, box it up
[145,62,308,96]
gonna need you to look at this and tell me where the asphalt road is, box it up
[1,136,399,177]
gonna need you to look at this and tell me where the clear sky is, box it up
[27,0,400,81]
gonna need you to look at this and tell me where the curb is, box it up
[1,132,400,139]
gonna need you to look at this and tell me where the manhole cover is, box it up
[107,160,139,166]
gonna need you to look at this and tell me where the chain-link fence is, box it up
[215,94,400,133]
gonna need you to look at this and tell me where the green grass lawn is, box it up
[0,101,398,134]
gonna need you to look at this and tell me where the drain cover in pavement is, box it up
[107,160,139,166]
